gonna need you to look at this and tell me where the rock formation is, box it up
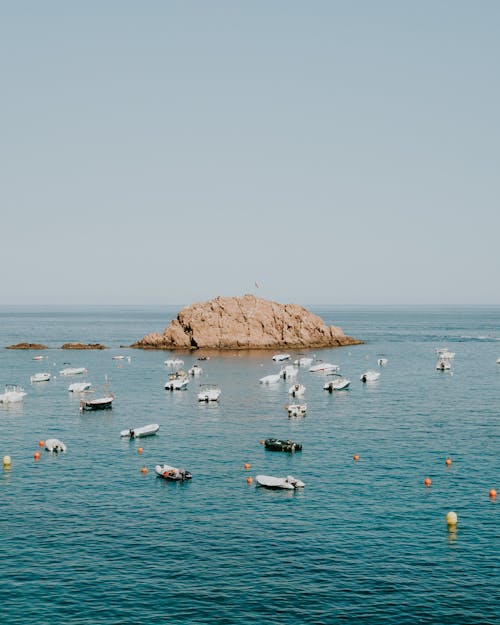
[131,294,362,350]
[6,343,48,350]
[61,342,106,350]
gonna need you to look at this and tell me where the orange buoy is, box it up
[259,440,265,445]
[38,440,45,448]
[140,466,148,474]
[489,488,497,499]
[424,477,432,487]
[137,447,143,454]
[34,451,40,461]
[246,476,253,485]
[445,457,452,466]
[353,454,359,461]
[244,463,251,470]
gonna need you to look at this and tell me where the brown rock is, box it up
[61,342,106,350]
[131,294,362,350]
[6,343,48,350]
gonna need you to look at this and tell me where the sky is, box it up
[1,1,499,306]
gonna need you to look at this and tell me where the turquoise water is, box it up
[0,306,498,624]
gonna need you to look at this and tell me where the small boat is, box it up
[164,359,184,367]
[30,372,51,383]
[323,375,350,392]
[120,423,160,438]
[255,474,305,490]
[188,364,203,376]
[197,355,210,361]
[272,353,290,362]
[286,403,307,417]
[155,463,192,481]
[68,381,92,392]
[32,355,47,361]
[197,384,221,402]
[360,370,380,383]
[60,367,87,376]
[80,396,114,411]
[294,355,314,367]
[45,438,67,453]
[309,362,340,373]
[112,355,125,360]
[264,438,302,452]
[0,384,27,403]
[164,372,189,391]
[279,365,298,379]
[435,348,455,371]
[377,358,388,366]
[289,383,305,397]
[259,373,281,384]
[497,358,500,364]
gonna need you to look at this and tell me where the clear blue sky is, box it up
[1,1,499,306]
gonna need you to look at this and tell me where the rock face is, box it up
[131,294,362,350]
[61,343,106,350]
[6,343,48,350]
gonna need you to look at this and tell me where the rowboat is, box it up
[120,423,160,438]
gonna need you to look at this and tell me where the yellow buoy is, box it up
[3,455,12,469]
[446,511,458,527]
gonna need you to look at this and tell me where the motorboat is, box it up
[377,358,388,366]
[68,381,92,392]
[264,438,302,452]
[59,367,87,376]
[360,370,380,383]
[286,403,307,417]
[80,396,114,411]
[293,355,313,367]
[164,359,184,367]
[323,375,350,392]
[436,348,455,371]
[112,355,125,360]
[45,438,67,453]
[155,463,192,481]
[197,384,221,402]
[120,423,160,438]
[255,474,305,490]
[30,372,51,383]
[309,362,340,373]
[497,358,500,364]
[164,372,189,391]
[279,365,298,379]
[289,383,305,397]
[272,353,290,362]
[259,373,280,384]
[0,384,27,403]
[32,355,47,360]
[188,364,203,376]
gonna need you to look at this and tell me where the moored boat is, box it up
[360,370,380,383]
[255,474,305,490]
[264,438,302,452]
[259,373,281,384]
[289,383,305,397]
[45,438,67,453]
[323,374,350,392]
[155,463,192,481]
[80,396,114,411]
[0,384,27,403]
[60,367,87,376]
[30,372,51,383]
[272,353,290,362]
[309,361,340,373]
[286,403,307,417]
[197,384,221,401]
[120,423,160,438]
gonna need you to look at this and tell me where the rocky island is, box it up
[131,294,362,350]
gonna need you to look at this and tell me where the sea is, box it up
[0,305,498,625]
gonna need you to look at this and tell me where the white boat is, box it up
[255,474,305,490]
[272,353,290,362]
[309,362,340,373]
[286,403,307,417]
[294,356,313,367]
[436,348,455,371]
[259,373,281,384]
[164,359,184,367]
[0,384,27,403]
[120,423,160,438]
[155,463,192,481]
[497,358,500,364]
[59,367,87,376]
[80,396,114,411]
[30,372,51,383]
[323,375,350,392]
[360,370,380,383]
[68,381,92,392]
[188,364,203,376]
[112,355,125,360]
[197,384,221,402]
[289,383,305,397]
[377,358,388,366]
[45,438,67,453]
[279,365,298,379]
[164,377,189,391]
[32,355,47,361]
